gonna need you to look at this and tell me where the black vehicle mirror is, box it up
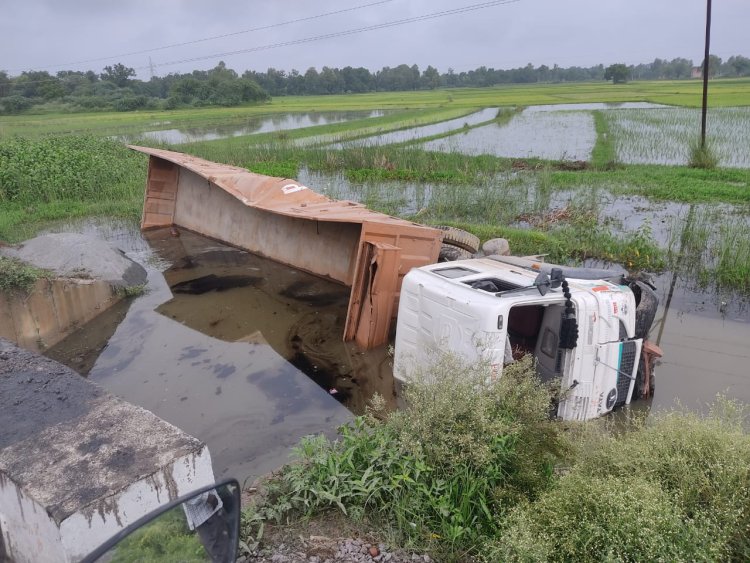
[534,272,551,296]
[549,267,564,289]
[81,479,240,563]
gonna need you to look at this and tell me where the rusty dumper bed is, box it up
[130,146,442,349]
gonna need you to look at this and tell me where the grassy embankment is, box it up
[240,355,750,562]
[0,135,146,242]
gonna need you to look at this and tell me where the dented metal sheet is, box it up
[131,146,442,348]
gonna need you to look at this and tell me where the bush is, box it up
[490,474,713,562]
[688,140,719,169]
[246,354,565,558]
[490,400,750,561]
[0,256,47,294]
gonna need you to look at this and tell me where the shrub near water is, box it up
[489,400,750,562]
[0,135,144,203]
[246,355,565,559]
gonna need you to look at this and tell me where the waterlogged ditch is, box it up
[39,204,750,482]
[43,221,395,481]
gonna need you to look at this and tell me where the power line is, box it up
[144,0,523,72]
[8,0,395,72]
[7,0,524,86]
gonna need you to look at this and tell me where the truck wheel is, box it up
[439,244,473,262]
[435,226,480,254]
[631,281,659,340]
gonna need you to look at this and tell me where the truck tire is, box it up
[435,226,480,254]
[439,244,473,262]
[631,281,659,340]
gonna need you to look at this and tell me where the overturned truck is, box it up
[133,147,661,421]
[393,255,662,421]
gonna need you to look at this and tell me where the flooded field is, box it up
[309,103,749,167]
[329,107,498,148]
[606,106,750,167]
[126,110,387,144]
[422,110,596,160]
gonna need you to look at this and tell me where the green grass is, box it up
[591,110,617,168]
[0,256,48,294]
[0,135,145,242]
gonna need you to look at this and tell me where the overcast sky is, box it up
[2,0,748,78]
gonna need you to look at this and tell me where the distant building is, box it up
[691,67,702,79]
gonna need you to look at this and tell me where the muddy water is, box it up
[640,270,750,412]
[44,221,394,481]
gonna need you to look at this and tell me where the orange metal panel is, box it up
[131,146,443,349]
[349,242,401,349]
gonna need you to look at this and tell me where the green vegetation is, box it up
[688,139,719,169]
[3,78,750,139]
[591,110,617,168]
[107,506,205,562]
[604,63,630,84]
[0,135,145,242]
[490,400,750,561]
[0,256,48,294]
[242,355,750,561]
[243,355,565,560]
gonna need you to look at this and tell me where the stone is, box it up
[482,237,511,256]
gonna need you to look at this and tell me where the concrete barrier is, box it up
[0,339,215,562]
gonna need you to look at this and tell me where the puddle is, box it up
[329,107,499,148]
[124,111,387,144]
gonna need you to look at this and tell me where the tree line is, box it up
[1,54,748,115]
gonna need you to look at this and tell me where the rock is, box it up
[482,237,511,256]
[369,546,380,557]
[1,233,147,288]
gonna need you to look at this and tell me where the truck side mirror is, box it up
[534,272,551,296]
[549,268,563,289]
[81,479,241,563]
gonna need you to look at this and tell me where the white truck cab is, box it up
[393,255,657,421]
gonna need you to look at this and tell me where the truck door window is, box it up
[434,266,478,279]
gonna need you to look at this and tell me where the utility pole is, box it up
[149,57,156,79]
[700,0,712,148]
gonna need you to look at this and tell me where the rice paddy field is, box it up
[1,79,749,303]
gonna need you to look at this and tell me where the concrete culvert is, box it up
[435,226,480,253]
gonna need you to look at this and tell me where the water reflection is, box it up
[44,225,396,482]
[128,111,386,144]
[329,107,499,148]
